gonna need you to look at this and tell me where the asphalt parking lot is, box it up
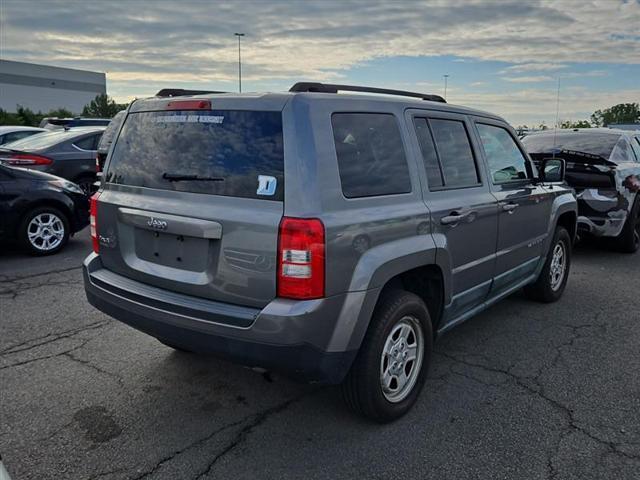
[1,229,639,480]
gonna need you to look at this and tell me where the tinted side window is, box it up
[611,138,636,163]
[74,135,97,150]
[3,131,36,144]
[477,123,529,183]
[332,113,411,198]
[633,138,640,162]
[429,119,479,188]
[413,118,443,188]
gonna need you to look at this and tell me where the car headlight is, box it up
[50,179,85,195]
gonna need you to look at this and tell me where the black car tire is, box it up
[614,194,640,254]
[524,226,571,303]
[19,206,70,256]
[341,290,432,423]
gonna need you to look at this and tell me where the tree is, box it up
[82,94,127,118]
[591,103,640,127]
[559,120,591,129]
[47,108,74,119]
[16,105,42,127]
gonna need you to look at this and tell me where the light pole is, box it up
[234,33,245,93]
[443,74,449,101]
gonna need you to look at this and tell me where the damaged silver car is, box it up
[523,128,640,253]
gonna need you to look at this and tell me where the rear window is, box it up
[97,111,126,152]
[522,132,621,160]
[106,110,284,201]
[2,129,90,150]
[332,113,411,198]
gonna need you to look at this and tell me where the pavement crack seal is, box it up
[130,420,246,480]
[0,265,82,283]
[130,392,310,480]
[0,338,91,371]
[0,267,83,300]
[0,320,110,357]
[436,346,639,469]
[192,393,308,479]
[63,350,126,388]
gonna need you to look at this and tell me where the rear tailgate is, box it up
[97,106,285,309]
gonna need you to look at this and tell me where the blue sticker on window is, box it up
[257,175,277,196]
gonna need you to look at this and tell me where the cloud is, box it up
[502,76,555,83]
[2,0,639,89]
[449,86,640,127]
[500,63,568,74]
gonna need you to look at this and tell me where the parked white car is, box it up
[0,126,46,145]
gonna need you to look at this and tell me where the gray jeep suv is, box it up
[83,83,577,422]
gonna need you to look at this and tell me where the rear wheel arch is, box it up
[372,264,445,339]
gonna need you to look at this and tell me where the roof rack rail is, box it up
[155,88,226,97]
[289,82,446,103]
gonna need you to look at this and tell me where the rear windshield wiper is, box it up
[162,173,225,182]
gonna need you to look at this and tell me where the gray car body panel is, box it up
[84,90,577,383]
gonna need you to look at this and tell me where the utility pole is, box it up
[234,33,245,93]
[443,74,450,101]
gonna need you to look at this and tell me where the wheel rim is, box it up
[549,241,566,291]
[27,213,65,251]
[380,315,424,403]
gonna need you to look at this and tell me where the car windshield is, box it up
[522,132,621,160]
[1,129,99,150]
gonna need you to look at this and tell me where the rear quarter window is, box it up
[106,110,284,201]
[332,113,411,198]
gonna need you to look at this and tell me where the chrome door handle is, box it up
[441,211,472,226]
[502,203,519,213]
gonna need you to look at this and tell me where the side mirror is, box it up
[539,158,565,183]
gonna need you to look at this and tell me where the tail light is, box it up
[277,217,325,300]
[2,153,53,166]
[90,193,100,254]
[166,99,211,110]
[95,153,101,173]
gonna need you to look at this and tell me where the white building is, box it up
[0,60,106,114]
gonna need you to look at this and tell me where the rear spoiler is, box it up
[155,89,226,98]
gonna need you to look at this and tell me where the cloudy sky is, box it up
[1,0,639,126]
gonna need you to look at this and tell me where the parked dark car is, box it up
[0,126,105,195]
[0,126,46,145]
[523,128,640,252]
[39,117,111,130]
[96,111,126,172]
[0,163,89,255]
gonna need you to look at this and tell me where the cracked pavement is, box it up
[1,231,639,479]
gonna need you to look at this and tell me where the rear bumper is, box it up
[83,253,367,384]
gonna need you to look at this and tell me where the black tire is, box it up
[158,339,193,353]
[524,226,571,303]
[614,195,640,254]
[19,206,70,256]
[341,290,433,423]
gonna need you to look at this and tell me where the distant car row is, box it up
[0,109,638,256]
